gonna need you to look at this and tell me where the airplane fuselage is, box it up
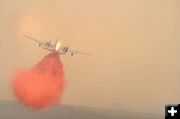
[39,41,69,55]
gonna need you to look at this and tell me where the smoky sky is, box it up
[0,0,180,116]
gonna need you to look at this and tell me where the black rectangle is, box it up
[165,104,180,119]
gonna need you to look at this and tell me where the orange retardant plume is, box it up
[12,53,65,109]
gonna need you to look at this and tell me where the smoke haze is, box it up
[0,0,179,116]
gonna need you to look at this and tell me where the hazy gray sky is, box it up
[0,0,180,116]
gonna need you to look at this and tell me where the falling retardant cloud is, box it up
[12,53,65,109]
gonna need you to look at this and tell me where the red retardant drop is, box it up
[12,53,65,109]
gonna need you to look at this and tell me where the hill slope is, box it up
[0,101,161,119]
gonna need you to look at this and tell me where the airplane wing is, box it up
[23,34,44,44]
[68,48,92,55]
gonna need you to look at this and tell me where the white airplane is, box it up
[23,34,92,56]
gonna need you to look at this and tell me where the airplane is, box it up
[23,34,92,56]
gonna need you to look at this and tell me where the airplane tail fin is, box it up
[55,40,61,51]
